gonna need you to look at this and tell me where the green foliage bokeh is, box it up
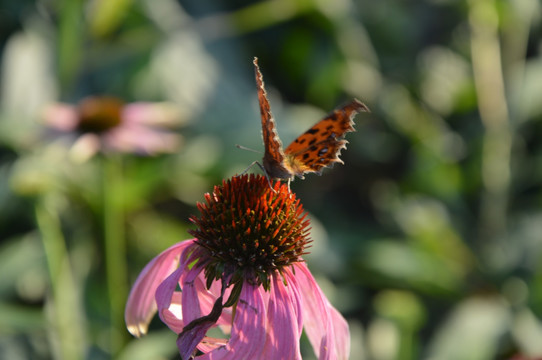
[1,0,542,359]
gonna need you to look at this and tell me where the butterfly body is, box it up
[253,57,369,183]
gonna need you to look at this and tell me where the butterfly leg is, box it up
[255,162,278,193]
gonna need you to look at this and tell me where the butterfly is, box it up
[243,57,369,188]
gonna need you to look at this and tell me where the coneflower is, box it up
[125,174,350,359]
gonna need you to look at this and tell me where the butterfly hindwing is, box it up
[285,137,349,175]
[284,99,369,175]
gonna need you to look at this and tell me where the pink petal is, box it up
[156,249,233,337]
[169,274,233,356]
[198,337,228,353]
[125,240,193,337]
[177,295,225,360]
[180,263,210,325]
[190,277,233,330]
[155,244,204,330]
[289,262,350,360]
[122,102,182,127]
[176,267,233,356]
[261,273,303,359]
[208,280,233,329]
[199,283,268,360]
[160,291,185,333]
[103,123,180,155]
[327,306,350,360]
[156,264,187,333]
[42,103,79,131]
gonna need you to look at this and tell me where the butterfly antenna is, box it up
[235,144,262,154]
[235,161,278,193]
[236,160,260,177]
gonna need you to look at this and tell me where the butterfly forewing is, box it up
[284,99,369,175]
[254,58,293,179]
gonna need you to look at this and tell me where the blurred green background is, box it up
[1,0,542,359]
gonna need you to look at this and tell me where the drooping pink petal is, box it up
[125,240,192,337]
[208,279,233,329]
[327,305,351,360]
[199,283,268,360]
[165,269,233,357]
[156,264,187,333]
[175,265,235,357]
[160,291,185,333]
[180,262,210,326]
[289,262,350,360]
[156,247,233,339]
[186,273,233,329]
[177,294,225,360]
[261,273,303,359]
[155,243,205,331]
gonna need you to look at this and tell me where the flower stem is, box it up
[57,0,84,92]
[36,197,86,360]
[468,0,511,250]
[103,155,128,355]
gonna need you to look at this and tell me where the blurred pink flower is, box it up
[43,96,181,161]
[125,175,350,359]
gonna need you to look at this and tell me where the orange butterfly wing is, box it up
[253,57,369,181]
[254,58,293,180]
[283,99,369,177]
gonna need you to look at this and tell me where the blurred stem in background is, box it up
[36,197,86,360]
[103,155,128,355]
[89,0,134,38]
[194,0,316,39]
[374,291,424,360]
[228,0,314,34]
[468,0,511,251]
[57,0,84,94]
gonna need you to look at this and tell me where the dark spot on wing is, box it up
[318,147,328,156]
[305,128,319,135]
[321,127,334,136]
